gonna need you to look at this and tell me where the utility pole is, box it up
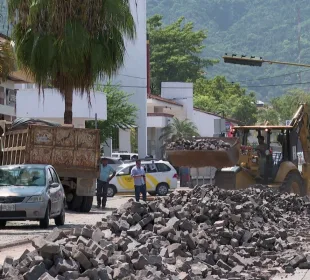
[223,54,310,68]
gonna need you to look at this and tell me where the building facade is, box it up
[147,82,241,159]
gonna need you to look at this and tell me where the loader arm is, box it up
[290,104,310,164]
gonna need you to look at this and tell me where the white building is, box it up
[147,82,241,158]
[15,0,147,157]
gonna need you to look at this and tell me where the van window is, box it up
[144,164,157,173]
[120,155,131,161]
[156,163,171,172]
[118,166,130,175]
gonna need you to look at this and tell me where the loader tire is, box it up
[280,171,306,196]
[69,194,83,212]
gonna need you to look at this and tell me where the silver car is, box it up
[0,164,66,228]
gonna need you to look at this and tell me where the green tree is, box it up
[0,40,15,82]
[85,84,137,143]
[270,89,310,123]
[194,76,257,125]
[8,0,135,124]
[257,107,280,125]
[160,118,200,146]
[148,14,216,93]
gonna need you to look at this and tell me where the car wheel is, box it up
[54,202,65,226]
[107,185,117,197]
[148,191,156,196]
[156,183,169,196]
[0,220,6,228]
[39,205,50,229]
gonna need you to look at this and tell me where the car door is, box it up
[49,167,63,214]
[47,168,61,215]
[155,163,173,186]
[116,166,135,191]
[143,164,158,191]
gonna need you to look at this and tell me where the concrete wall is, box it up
[161,82,194,121]
[119,129,131,153]
[193,110,220,137]
[110,0,147,158]
[16,89,107,121]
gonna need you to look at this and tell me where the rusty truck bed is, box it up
[0,125,100,178]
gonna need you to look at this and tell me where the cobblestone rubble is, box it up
[1,185,310,280]
[166,138,232,151]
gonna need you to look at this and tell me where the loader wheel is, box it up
[281,171,306,196]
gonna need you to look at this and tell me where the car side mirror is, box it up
[50,182,59,188]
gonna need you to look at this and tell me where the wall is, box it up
[16,89,107,120]
[119,129,131,153]
[193,110,220,137]
[110,0,147,158]
[161,82,194,121]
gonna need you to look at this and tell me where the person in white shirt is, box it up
[130,159,146,202]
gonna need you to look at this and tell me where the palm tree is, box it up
[0,39,15,82]
[160,118,200,145]
[8,0,136,124]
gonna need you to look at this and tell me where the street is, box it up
[0,196,130,263]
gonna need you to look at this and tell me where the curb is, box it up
[0,237,33,250]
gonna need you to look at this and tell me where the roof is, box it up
[147,94,243,124]
[233,125,293,130]
[147,94,183,107]
[193,107,243,125]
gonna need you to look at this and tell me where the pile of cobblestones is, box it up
[1,185,310,280]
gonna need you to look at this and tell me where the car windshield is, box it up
[0,167,46,187]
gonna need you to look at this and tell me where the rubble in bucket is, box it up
[166,138,232,151]
[2,185,310,280]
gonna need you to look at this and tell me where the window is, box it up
[144,164,157,173]
[0,167,46,186]
[112,128,119,151]
[156,163,171,172]
[120,155,131,161]
[49,168,60,183]
[47,169,53,184]
[118,166,130,176]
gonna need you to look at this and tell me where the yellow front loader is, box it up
[167,104,310,195]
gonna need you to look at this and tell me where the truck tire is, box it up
[69,194,83,212]
[80,196,93,213]
[281,171,306,196]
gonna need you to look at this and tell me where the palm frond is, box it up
[0,39,16,82]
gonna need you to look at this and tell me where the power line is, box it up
[230,68,310,84]
[118,74,146,80]
[243,81,310,88]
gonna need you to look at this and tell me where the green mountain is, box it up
[147,0,310,101]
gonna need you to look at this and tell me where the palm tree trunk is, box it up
[64,88,73,124]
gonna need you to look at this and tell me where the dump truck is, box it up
[167,104,310,195]
[0,119,100,212]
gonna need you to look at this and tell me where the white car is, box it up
[107,160,178,197]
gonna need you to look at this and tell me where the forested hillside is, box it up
[147,0,310,101]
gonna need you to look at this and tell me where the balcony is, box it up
[147,113,174,128]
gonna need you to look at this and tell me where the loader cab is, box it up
[232,126,296,184]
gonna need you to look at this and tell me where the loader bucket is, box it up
[166,137,240,168]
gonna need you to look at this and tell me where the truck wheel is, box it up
[40,206,50,229]
[69,194,83,212]
[80,196,93,213]
[281,171,306,196]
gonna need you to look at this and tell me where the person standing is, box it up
[97,157,116,209]
[131,159,146,202]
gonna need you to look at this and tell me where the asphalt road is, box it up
[0,196,130,248]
